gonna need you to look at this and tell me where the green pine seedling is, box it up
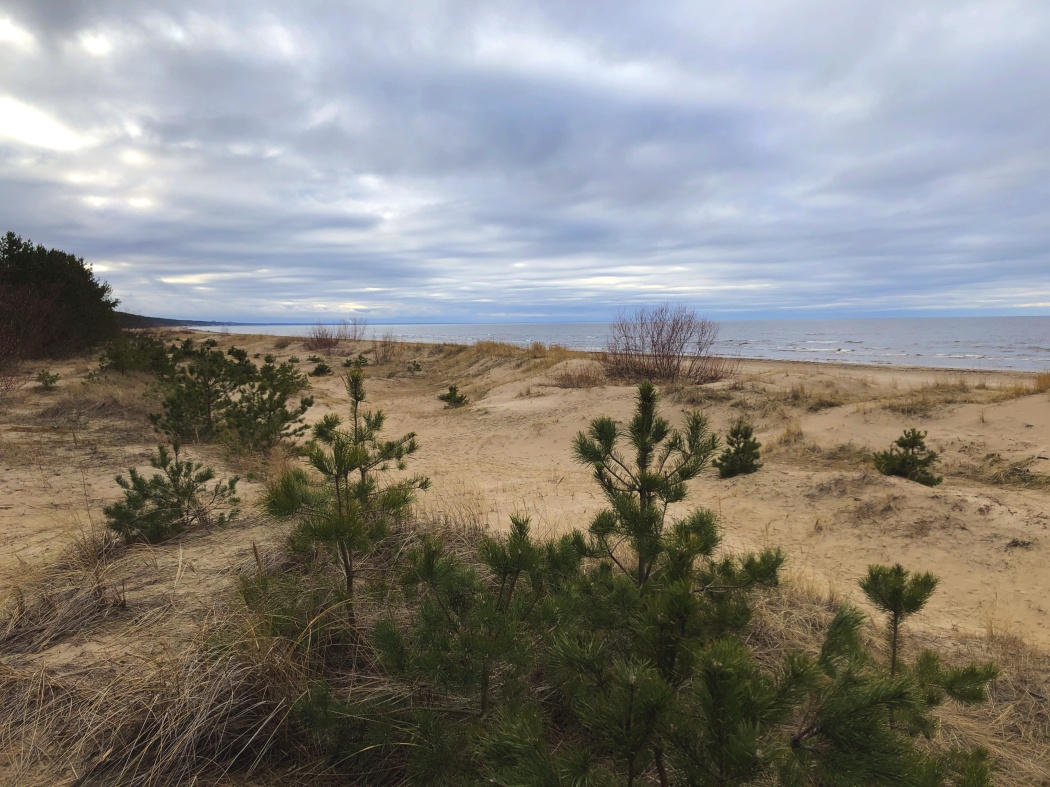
[35,369,59,391]
[438,385,468,408]
[874,428,942,486]
[572,381,720,584]
[861,563,998,741]
[861,563,938,676]
[713,417,762,478]
[103,442,239,543]
[266,367,428,624]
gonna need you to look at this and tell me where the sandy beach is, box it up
[6,335,1047,645]
[1,332,1048,782]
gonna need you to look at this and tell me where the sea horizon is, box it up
[196,315,1050,373]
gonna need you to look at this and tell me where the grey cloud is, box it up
[1,0,1048,321]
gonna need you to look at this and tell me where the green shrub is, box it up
[307,354,324,363]
[438,385,468,408]
[103,443,239,543]
[99,333,174,376]
[342,353,369,368]
[149,344,312,454]
[223,362,313,453]
[309,362,333,377]
[35,369,59,391]
[150,346,245,440]
[714,417,762,478]
[874,428,942,486]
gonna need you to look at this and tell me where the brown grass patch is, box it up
[664,383,734,406]
[547,361,606,389]
[882,379,976,417]
[952,454,1050,491]
[37,375,158,427]
[0,528,127,653]
[0,632,311,786]
[778,382,848,411]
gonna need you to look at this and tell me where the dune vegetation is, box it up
[0,323,1049,784]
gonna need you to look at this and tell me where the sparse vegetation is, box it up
[303,323,342,352]
[308,361,333,377]
[4,332,1048,785]
[371,330,399,364]
[548,360,605,388]
[34,369,59,392]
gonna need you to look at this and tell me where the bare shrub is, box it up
[371,329,400,364]
[548,361,606,388]
[272,336,292,350]
[342,316,368,341]
[602,303,735,384]
[303,322,341,352]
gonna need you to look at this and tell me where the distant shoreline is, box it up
[172,326,1042,377]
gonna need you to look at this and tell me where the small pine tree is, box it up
[265,367,428,623]
[35,369,59,391]
[572,381,723,584]
[713,417,762,478]
[150,346,244,440]
[223,360,313,453]
[860,563,998,756]
[103,442,239,543]
[438,385,468,408]
[874,428,942,486]
[99,333,174,376]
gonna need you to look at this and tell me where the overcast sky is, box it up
[1,1,1049,323]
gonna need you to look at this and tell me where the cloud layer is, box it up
[2,1,1048,321]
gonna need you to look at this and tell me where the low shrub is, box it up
[99,333,174,376]
[714,417,762,478]
[309,362,333,377]
[35,369,59,391]
[874,428,942,486]
[103,443,240,543]
[438,385,468,408]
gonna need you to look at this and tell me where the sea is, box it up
[201,316,1050,373]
